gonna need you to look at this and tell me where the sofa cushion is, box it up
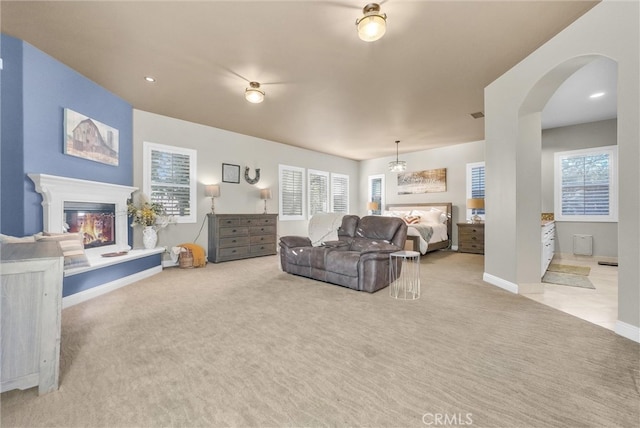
[325,250,360,277]
[0,233,36,243]
[355,216,404,242]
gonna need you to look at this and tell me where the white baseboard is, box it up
[615,321,640,343]
[482,272,518,294]
[62,266,162,309]
[162,259,179,268]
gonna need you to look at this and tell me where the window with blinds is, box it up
[554,146,617,222]
[308,169,329,216]
[143,142,197,223]
[279,164,306,221]
[466,162,485,218]
[331,173,349,214]
[368,174,385,215]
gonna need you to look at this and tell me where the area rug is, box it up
[547,263,591,276]
[542,271,595,289]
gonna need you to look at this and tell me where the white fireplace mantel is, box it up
[28,174,137,253]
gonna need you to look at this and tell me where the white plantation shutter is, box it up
[308,169,329,216]
[143,142,197,223]
[279,165,306,220]
[555,146,617,222]
[369,175,384,215]
[331,173,349,214]
[466,162,485,218]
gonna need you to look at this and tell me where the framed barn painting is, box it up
[397,168,447,194]
[64,108,119,166]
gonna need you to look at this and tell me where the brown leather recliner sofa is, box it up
[279,215,408,293]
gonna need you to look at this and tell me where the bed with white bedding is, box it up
[384,203,452,254]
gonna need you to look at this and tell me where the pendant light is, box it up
[245,82,265,103]
[356,3,387,42]
[388,140,406,172]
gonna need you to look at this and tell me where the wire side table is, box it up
[389,250,421,300]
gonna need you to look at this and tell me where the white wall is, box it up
[542,119,618,258]
[485,1,639,338]
[359,140,485,247]
[132,110,359,255]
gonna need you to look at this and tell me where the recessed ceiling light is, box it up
[144,76,156,83]
[589,92,605,99]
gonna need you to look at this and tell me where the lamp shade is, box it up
[467,198,484,209]
[367,202,379,211]
[205,184,220,198]
[260,188,272,200]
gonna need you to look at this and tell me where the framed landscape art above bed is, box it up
[384,203,453,254]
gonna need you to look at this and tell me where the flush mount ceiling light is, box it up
[245,82,265,103]
[388,140,406,172]
[144,76,156,83]
[356,3,387,42]
[589,92,606,99]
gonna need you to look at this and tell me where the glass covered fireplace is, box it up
[64,201,116,249]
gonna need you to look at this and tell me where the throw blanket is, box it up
[411,223,434,244]
[308,213,345,246]
[177,243,207,268]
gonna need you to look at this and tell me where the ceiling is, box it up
[1,0,604,161]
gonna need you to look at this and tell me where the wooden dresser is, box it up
[1,241,63,395]
[457,222,485,254]
[207,214,278,263]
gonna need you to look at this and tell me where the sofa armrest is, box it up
[358,242,402,255]
[321,240,350,250]
[279,236,312,248]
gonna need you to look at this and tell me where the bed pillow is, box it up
[403,215,421,225]
[0,233,36,243]
[383,210,410,218]
[35,232,90,269]
[411,210,441,224]
[430,208,448,224]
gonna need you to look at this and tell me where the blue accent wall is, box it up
[63,254,161,297]
[1,35,25,235]
[1,34,133,236]
[1,34,157,298]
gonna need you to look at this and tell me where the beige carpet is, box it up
[2,251,638,427]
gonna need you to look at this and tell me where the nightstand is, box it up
[457,223,485,254]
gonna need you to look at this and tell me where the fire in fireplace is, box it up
[64,201,116,249]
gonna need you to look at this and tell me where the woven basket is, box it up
[179,248,194,269]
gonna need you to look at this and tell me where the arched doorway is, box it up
[519,56,618,329]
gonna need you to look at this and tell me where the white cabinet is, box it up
[1,242,63,395]
[541,222,555,277]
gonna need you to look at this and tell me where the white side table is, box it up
[389,250,420,300]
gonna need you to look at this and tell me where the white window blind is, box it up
[308,169,329,217]
[330,173,349,214]
[143,142,197,223]
[466,162,485,218]
[279,164,306,221]
[554,146,617,222]
[368,174,384,215]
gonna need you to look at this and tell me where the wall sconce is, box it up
[467,198,485,223]
[260,188,272,214]
[205,184,220,214]
[367,201,379,214]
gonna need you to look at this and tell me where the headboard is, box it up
[385,202,453,249]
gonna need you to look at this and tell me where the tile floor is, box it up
[521,255,618,331]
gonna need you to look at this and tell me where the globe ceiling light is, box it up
[356,3,387,42]
[388,140,406,172]
[245,82,265,103]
